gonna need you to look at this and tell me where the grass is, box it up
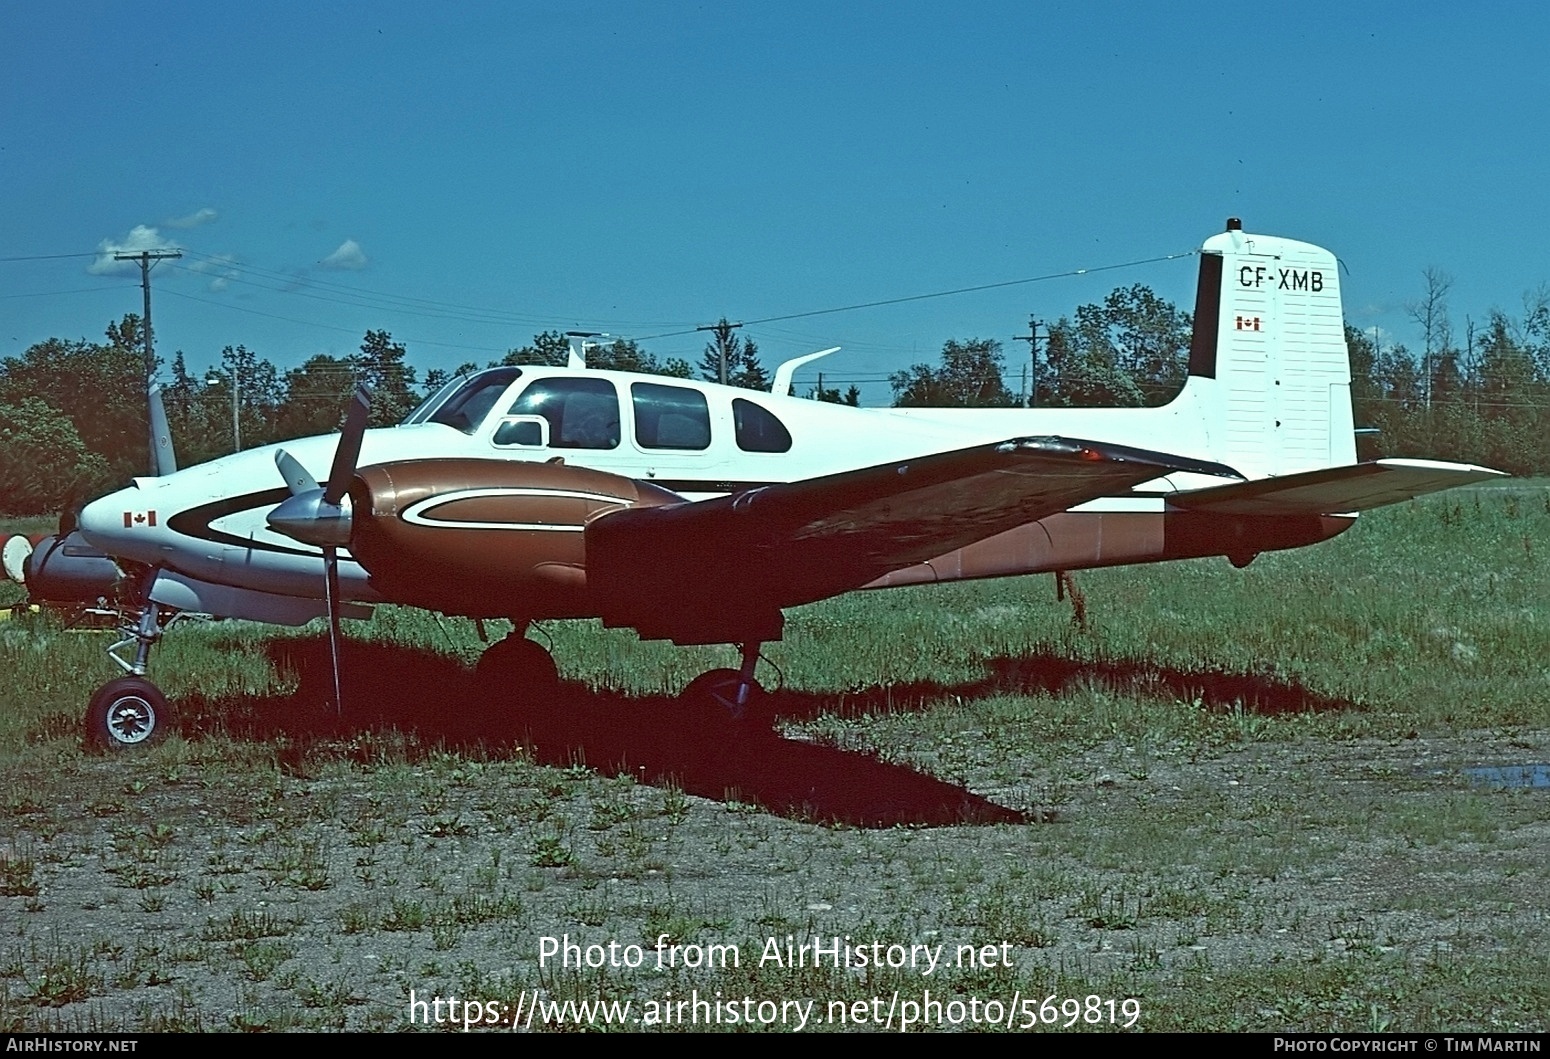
[0,485,1546,1031]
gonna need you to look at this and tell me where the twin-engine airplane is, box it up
[18,220,1504,750]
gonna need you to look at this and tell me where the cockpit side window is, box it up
[631,382,711,450]
[507,378,620,449]
[732,398,792,453]
[426,368,524,434]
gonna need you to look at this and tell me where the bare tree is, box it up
[1406,267,1453,410]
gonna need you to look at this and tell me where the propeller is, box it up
[266,386,371,713]
[147,379,179,477]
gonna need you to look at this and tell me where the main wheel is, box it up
[85,677,173,752]
[474,636,560,703]
[681,668,769,726]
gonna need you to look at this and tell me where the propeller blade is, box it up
[148,380,179,476]
[275,450,319,497]
[323,385,371,507]
[323,544,343,715]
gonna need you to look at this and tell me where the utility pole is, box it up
[1013,316,1043,408]
[205,369,242,452]
[696,320,743,386]
[115,248,182,470]
[229,371,241,452]
[114,249,182,377]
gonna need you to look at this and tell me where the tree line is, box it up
[890,280,1550,478]
[0,317,784,515]
[4,279,1546,516]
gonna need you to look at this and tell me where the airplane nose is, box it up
[78,488,138,548]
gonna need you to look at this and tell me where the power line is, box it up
[179,249,686,332]
[634,251,1197,340]
[0,251,105,263]
[157,287,517,355]
[0,286,132,300]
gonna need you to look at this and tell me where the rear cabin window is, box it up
[732,398,792,453]
[506,377,620,449]
[632,383,711,450]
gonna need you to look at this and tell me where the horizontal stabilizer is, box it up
[1171,459,1507,516]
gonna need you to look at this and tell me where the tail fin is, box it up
[1185,220,1356,478]
[1176,221,1505,510]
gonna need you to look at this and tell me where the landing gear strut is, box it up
[681,642,768,725]
[86,593,176,751]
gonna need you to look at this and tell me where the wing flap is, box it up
[1171,459,1506,516]
[586,436,1238,643]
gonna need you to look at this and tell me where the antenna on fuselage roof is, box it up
[565,331,607,369]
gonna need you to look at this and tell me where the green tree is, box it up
[0,316,151,485]
[0,397,112,515]
[422,362,481,397]
[210,344,283,451]
[586,338,694,378]
[1039,285,1188,407]
[890,338,1016,408]
[500,331,571,367]
[1473,311,1546,474]
[277,354,356,439]
[354,330,417,426]
[811,383,861,406]
[698,320,768,390]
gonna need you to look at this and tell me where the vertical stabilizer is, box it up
[1185,221,1356,479]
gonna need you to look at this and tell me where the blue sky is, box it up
[4,2,1548,404]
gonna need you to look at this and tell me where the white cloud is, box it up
[88,225,177,275]
[319,239,368,271]
[165,207,218,230]
[189,253,239,292]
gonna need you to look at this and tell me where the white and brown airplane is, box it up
[15,220,1504,750]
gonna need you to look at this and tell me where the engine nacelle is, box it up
[347,458,681,618]
[16,532,124,603]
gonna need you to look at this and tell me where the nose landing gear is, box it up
[85,592,177,752]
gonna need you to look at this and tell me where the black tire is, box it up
[85,677,172,752]
[474,636,560,703]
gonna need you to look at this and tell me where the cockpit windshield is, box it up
[414,368,524,434]
[401,374,465,425]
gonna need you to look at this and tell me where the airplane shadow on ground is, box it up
[168,636,1353,829]
[764,651,1353,726]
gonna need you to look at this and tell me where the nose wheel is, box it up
[86,676,173,752]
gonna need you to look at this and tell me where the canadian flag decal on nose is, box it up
[122,510,158,528]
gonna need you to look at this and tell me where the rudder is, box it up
[1184,220,1356,479]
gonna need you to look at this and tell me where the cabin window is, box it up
[631,383,711,450]
[426,368,523,434]
[732,398,792,453]
[506,377,620,449]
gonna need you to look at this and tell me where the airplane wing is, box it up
[586,436,1240,644]
[1170,458,1506,516]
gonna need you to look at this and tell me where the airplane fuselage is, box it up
[77,364,1254,617]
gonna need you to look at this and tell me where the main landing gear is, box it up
[473,630,561,704]
[85,595,177,752]
[469,631,771,733]
[680,642,770,727]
